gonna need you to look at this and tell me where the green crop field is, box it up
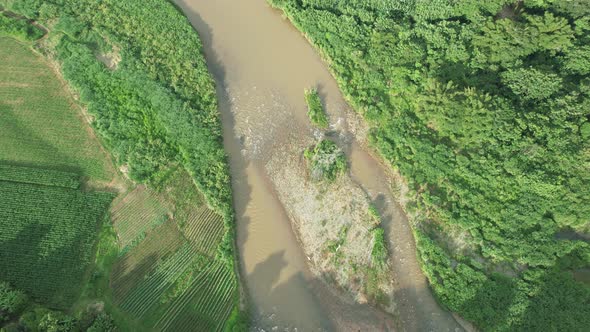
[0,164,80,188]
[0,166,113,308]
[111,220,185,301]
[182,206,225,257]
[111,186,172,250]
[0,37,114,183]
[110,170,236,331]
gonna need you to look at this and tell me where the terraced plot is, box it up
[110,170,234,331]
[155,261,237,332]
[181,206,225,257]
[111,186,171,250]
[111,219,184,301]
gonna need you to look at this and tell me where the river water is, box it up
[173,0,462,331]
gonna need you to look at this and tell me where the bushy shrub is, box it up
[0,282,27,324]
[304,139,346,182]
[0,13,43,41]
[304,88,328,128]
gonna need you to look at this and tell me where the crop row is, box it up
[0,38,113,182]
[182,207,224,256]
[111,221,184,300]
[155,261,236,332]
[186,265,236,332]
[0,164,80,188]
[0,179,112,308]
[118,243,201,317]
[112,186,170,248]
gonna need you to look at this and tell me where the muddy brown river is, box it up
[174,0,463,331]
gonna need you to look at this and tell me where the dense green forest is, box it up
[269,0,590,330]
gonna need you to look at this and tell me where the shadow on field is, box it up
[0,103,84,176]
[110,252,159,304]
[0,220,84,308]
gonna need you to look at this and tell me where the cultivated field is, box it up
[111,186,172,250]
[0,37,113,182]
[0,166,112,308]
[0,164,80,188]
[0,6,241,329]
[109,169,236,331]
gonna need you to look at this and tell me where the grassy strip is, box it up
[370,228,387,270]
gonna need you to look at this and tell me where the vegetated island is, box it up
[269,0,590,330]
[304,87,329,128]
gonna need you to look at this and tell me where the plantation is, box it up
[0,166,113,308]
[269,0,590,330]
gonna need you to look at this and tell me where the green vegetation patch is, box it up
[371,228,388,270]
[0,164,80,188]
[304,88,328,128]
[304,139,347,182]
[0,37,113,182]
[270,0,590,330]
[0,167,113,308]
[0,12,43,41]
[0,282,27,325]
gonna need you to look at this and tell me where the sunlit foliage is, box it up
[269,0,590,330]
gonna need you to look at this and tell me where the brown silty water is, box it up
[173,0,463,331]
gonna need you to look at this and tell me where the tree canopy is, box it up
[269,0,590,330]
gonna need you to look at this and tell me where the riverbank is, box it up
[0,1,246,330]
[174,0,462,330]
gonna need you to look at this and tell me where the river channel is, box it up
[173,1,462,331]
